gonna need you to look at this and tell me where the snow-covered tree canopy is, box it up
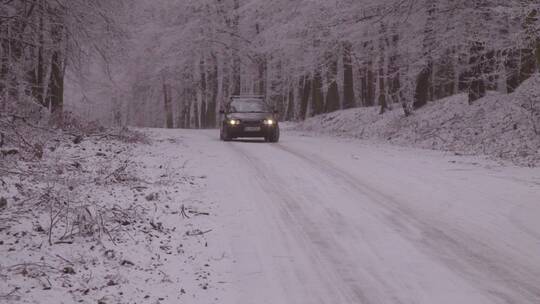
[2,0,539,127]
[0,0,126,114]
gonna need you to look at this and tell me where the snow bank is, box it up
[293,74,540,167]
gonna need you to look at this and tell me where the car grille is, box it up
[242,120,262,126]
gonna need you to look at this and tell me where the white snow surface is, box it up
[2,127,540,304]
[0,132,230,304]
[293,74,540,167]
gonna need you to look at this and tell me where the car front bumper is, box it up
[226,123,278,138]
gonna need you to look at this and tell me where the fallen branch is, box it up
[101,213,117,246]
[0,288,19,300]
[54,240,74,245]
[188,210,210,216]
[180,204,190,219]
[7,262,59,272]
[186,229,213,236]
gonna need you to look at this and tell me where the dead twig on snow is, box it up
[180,204,190,219]
[186,229,213,236]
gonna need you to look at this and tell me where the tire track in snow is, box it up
[225,141,380,304]
[270,143,540,304]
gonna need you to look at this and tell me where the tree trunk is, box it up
[206,53,218,128]
[178,68,194,128]
[311,70,324,116]
[325,55,340,113]
[388,29,401,105]
[523,8,539,76]
[505,49,520,94]
[199,58,207,128]
[414,0,437,109]
[359,66,367,107]
[482,50,497,91]
[221,57,230,110]
[31,1,45,106]
[362,40,376,107]
[162,82,173,129]
[366,67,375,107]
[520,48,536,84]
[413,63,432,109]
[47,7,65,116]
[48,51,64,114]
[378,65,387,114]
[231,0,241,95]
[535,38,540,70]
[378,22,389,114]
[270,59,284,113]
[0,43,8,109]
[401,99,412,117]
[342,41,355,109]
[286,83,295,121]
[468,41,486,104]
[257,56,267,95]
[300,76,311,120]
[192,97,199,129]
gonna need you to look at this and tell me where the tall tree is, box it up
[413,0,438,109]
[342,41,355,109]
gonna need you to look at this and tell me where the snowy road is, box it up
[155,129,540,304]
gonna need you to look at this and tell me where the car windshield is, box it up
[229,99,270,113]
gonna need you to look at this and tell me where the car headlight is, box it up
[228,119,240,125]
[263,119,275,126]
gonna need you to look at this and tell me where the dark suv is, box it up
[219,96,280,142]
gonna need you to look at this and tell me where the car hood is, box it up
[227,112,273,121]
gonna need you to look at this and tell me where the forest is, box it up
[1,0,539,128]
[2,2,540,303]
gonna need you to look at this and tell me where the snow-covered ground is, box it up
[293,74,540,167]
[192,130,540,304]
[0,130,230,303]
[2,128,540,304]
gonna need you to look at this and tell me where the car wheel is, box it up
[268,127,280,143]
[221,124,232,142]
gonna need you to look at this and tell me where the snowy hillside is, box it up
[293,74,540,167]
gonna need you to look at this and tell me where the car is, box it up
[219,95,280,142]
